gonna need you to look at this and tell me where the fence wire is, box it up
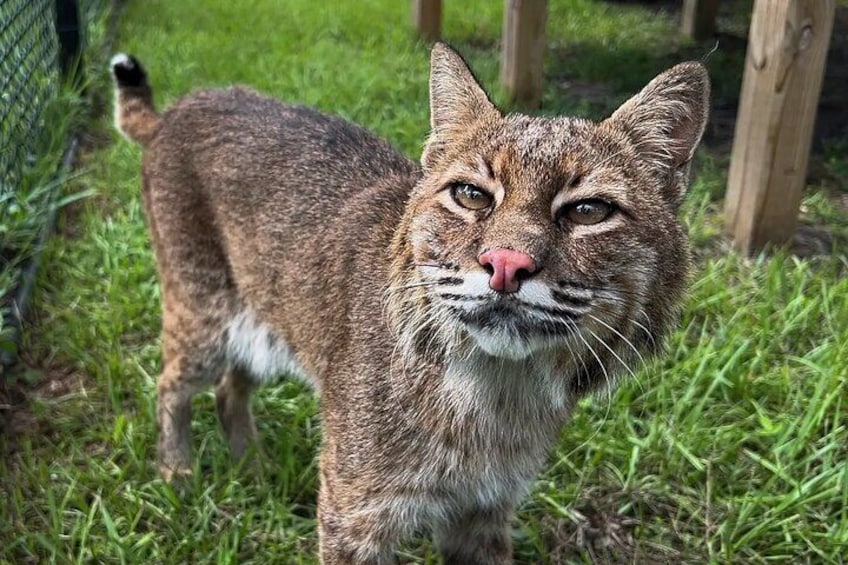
[0,0,59,192]
[0,0,106,189]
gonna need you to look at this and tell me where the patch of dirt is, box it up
[543,508,640,563]
[790,223,839,258]
[539,488,707,564]
[0,359,90,456]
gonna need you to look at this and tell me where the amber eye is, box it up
[450,183,493,211]
[562,199,614,225]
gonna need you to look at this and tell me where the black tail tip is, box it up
[110,53,146,87]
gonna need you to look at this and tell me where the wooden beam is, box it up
[412,0,442,42]
[724,0,835,254]
[501,0,548,108]
[681,0,720,40]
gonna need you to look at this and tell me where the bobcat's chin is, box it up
[453,294,578,360]
[465,324,546,360]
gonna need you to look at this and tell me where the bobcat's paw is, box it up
[158,463,193,483]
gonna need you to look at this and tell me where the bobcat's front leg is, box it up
[316,467,410,565]
[436,505,514,565]
[317,501,399,565]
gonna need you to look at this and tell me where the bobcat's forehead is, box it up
[500,115,596,162]
[503,115,617,158]
[451,116,637,205]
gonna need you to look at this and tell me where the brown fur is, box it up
[111,43,709,563]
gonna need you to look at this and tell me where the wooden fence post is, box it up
[501,0,547,108]
[681,0,720,40]
[413,0,442,42]
[724,0,835,254]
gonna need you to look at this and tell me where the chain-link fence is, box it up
[1,0,107,187]
[1,0,58,192]
[1,0,109,368]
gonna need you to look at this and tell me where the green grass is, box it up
[3,0,847,563]
[0,90,88,360]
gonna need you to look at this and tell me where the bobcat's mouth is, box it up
[450,299,578,336]
[448,296,582,359]
[396,266,596,360]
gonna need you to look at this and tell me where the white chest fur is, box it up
[225,309,312,386]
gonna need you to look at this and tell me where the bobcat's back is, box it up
[132,82,418,387]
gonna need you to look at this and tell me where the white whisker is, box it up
[631,314,656,347]
[564,321,614,458]
[585,326,644,396]
[587,312,647,368]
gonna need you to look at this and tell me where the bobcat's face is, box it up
[404,116,686,360]
[389,45,708,380]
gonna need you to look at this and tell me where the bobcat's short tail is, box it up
[110,53,160,147]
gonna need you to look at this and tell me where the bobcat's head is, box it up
[388,44,708,391]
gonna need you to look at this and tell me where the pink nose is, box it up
[478,248,538,293]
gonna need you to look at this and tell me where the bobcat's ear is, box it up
[422,43,499,170]
[605,62,710,201]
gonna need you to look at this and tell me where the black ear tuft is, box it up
[110,53,147,88]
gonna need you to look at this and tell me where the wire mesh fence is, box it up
[1,0,108,368]
[0,0,59,192]
[1,0,107,187]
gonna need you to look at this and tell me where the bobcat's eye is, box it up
[450,183,493,211]
[561,199,614,225]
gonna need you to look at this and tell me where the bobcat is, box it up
[111,43,708,564]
